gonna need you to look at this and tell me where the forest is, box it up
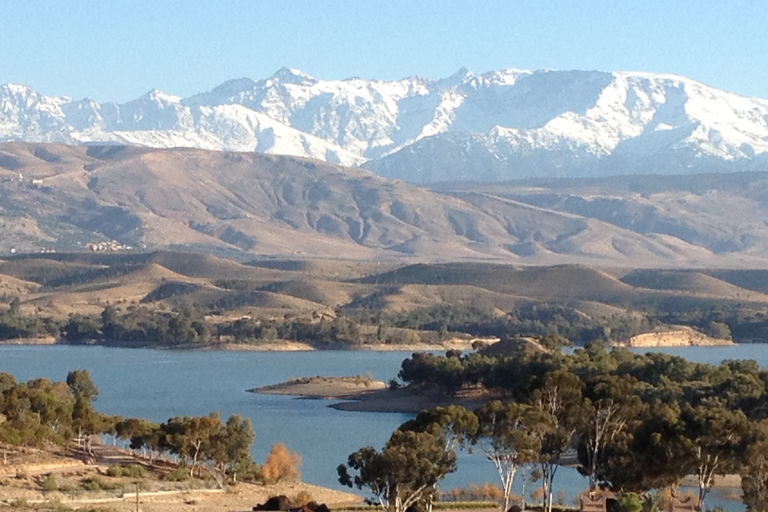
[4,298,764,348]
[338,344,768,512]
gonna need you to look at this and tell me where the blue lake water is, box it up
[1,344,761,510]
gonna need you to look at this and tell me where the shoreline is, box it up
[0,337,752,352]
[0,338,478,352]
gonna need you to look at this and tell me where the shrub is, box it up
[106,464,145,478]
[106,465,124,477]
[81,476,118,491]
[42,473,58,491]
[163,466,190,482]
[236,460,262,483]
[617,493,643,512]
[262,443,302,483]
[125,464,146,478]
[82,476,103,491]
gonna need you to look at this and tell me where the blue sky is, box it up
[2,0,766,102]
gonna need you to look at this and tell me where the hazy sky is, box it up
[2,0,766,102]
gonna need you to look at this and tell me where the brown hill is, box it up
[1,142,768,266]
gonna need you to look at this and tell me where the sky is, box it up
[1,0,767,103]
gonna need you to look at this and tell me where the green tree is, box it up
[210,414,256,483]
[680,405,751,512]
[66,370,99,404]
[742,421,768,512]
[9,297,20,316]
[338,430,457,512]
[577,374,643,491]
[530,370,586,512]
[163,413,224,477]
[473,401,548,512]
[399,406,478,512]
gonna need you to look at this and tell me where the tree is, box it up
[210,414,256,483]
[9,297,20,316]
[163,413,223,477]
[473,401,549,512]
[262,442,302,483]
[680,405,751,512]
[530,370,586,512]
[66,370,99,404]
[67,370,101,446]
[609,402,692,494]
[399,406,478,512]
[338,430,457,512]
[577,374,643,491]
[742,421,768,512]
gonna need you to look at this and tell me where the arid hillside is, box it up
[2,142,768,266]
[1,252,767,337]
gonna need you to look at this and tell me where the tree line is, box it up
[0,370,261,485]
[4,295,768,347]
[340,345,768,512]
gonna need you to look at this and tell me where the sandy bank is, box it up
[0,336,57,346]
[617,327,734,348]
[0,338,477,352]
[250,375,387,398]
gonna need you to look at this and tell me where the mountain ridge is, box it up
[2,142,768,267]
[3,67,768,182]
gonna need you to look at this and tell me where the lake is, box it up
[1,344,761,510]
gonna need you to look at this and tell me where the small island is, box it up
[249,375,387,398]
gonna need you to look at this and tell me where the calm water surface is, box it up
[1,344,761,510]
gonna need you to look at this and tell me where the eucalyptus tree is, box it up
[679,404,751,512]
[163,413,224,477]
[577,374,644,491]
[742,420,768,512]
[474,401,553,512]
[210,414,255,483]
[530,370,587,512]
[399,405,478,512]
[338,429,457,512]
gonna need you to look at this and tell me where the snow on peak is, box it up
[140,89,181,104]
[3,68,768,181]
[271,67,316,84]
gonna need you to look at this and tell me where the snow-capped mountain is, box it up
[3,67,768,181]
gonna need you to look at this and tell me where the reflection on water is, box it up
[2,344,762,511]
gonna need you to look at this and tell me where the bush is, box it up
[163,466,190,482]
[81,476,118,491]
[616,493,643,512]
[235,460,262,483]
[106,464,145,478]
[82,476,103,491]
[42,473,58,491]
[262,443,302,483]
[106,465,124,477]
[125,464,146,478]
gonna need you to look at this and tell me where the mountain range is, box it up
[3,68,768,182]
[2,142,768,267]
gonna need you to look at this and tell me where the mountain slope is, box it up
[5,142,768,266]
[3,68,768,182]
